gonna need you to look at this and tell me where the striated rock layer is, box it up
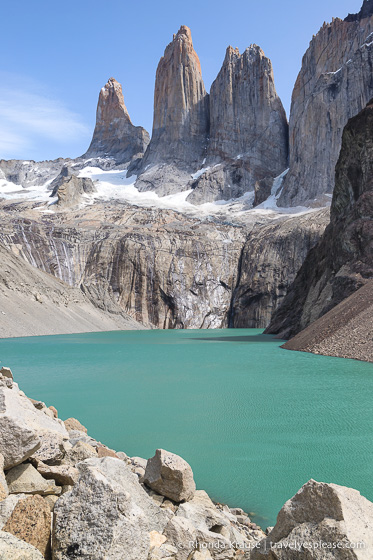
[267,99,373,339]
[0,200,328,332]
[279,0,373,207]
[188,45,288,204]
[83,77,150,164]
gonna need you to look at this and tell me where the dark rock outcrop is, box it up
[187,45,288,204]
[345,0,373,21]
[279,3,373,207]
[267,99,373,338]
[50,167,96,209]
[83,77,150,164]
[134,26,209,195]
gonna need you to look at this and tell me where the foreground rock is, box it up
[2,495,51,557]
[252,479,373,559]
[0,530,44,559]
[6,463,60,496]
[0,382,68,469]
[144,449,196,503]
[53,457,171,560]
[267,98,373,342]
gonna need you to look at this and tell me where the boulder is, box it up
[6,463,61,496]
[53,457,172,560]
[0,368,12,380]
[0,455,7,502]
[97,446,119,459]
[31,432,71,465]
[62,440,97,466]
[0,530,44,559]
[251,479,373,559]
[2,495,51,558]
[0,494,28,528]
[68,430,99,448]
[48,406,58,418]
[33,459,79,486]
[144,449,196,503]
[63,417,87,433]
[0,384,69,469]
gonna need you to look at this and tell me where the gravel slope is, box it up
[282,281,373,362]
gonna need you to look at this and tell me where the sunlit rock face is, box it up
[83,77,149,164]
[278,0,373,207]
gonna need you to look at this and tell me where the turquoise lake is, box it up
[0,328,372,527]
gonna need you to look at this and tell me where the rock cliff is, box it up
[134,26,209,195]
[187,45,288,204]
[279,1,373,207]
[83,77,150,164]
[267,99,373,339]
[0,199,328,331]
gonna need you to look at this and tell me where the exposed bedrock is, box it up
[83,77,150,164]
[187,45,288,205]
[0,203,328,330]
[133,26,210,195]
[279,1,373,207]
[267,98,373,338]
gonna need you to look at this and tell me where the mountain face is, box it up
[134,27,288,202]
[278,3,373,207]
[186,45,288,204]
[83,77,150,164]
[133,26,210,195]
[267,98,373,338]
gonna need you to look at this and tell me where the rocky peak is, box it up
[278,1,373,207]
[345,0,373,21]
[96,77,131,124]
[187,42,288,204]
[83,77,149,164]
[134,25,210,193]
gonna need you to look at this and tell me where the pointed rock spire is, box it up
[84,78,149,164]
[134,25,210,191]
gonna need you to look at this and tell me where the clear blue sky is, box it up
[0,0,363,162]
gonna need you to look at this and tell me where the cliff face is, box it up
[134,28,288,203]
[187,46,288,205]
[0,199,327,331]
[279,2,373,207]
[267,99,373,338]
[134,26,209,195]
[83,78,150,164]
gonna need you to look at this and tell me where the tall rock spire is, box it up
[84,77,149,164]
[187,45,288,204]
[134,26,210,194]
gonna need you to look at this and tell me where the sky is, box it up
[0,0,364,162]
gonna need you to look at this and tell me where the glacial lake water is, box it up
[0,328,372,527]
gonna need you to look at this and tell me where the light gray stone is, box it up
[252,479,373,559]
[62,440,97,466]
[144,449,196,503]
[6,463,61,496]
[0,385,68,469]
[0,530,44,559]
[53,457,171,560]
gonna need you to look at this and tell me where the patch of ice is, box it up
[191,167,210,180]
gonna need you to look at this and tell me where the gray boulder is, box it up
[0,530,44,559]
[53,457,171,560]
[144,449,196,503]
[6,463,61,496]
[0,384,69,469]
[252,479,373,559]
